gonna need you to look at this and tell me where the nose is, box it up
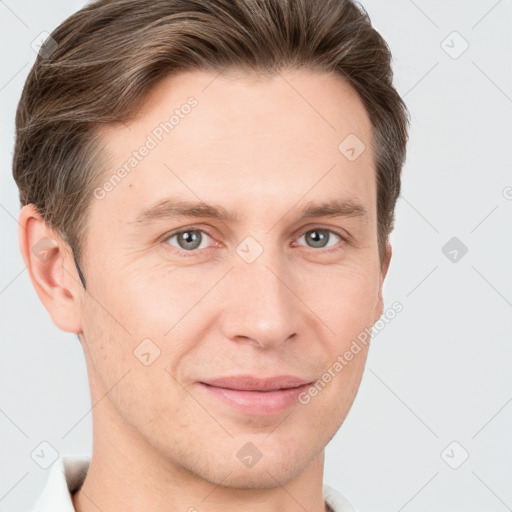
[218,248,300,350]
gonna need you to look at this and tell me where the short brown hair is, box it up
[13,0,409,285]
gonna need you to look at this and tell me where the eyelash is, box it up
[161,225,349,258]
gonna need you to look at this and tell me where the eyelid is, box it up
[292,223,350,243]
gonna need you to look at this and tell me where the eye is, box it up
[295,228,345,250]
[161,226,347,258]
[163,228,214,255]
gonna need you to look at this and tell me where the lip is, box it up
[198,375,313,416]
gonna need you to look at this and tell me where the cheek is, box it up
[111,258,221,334]
[80,291,134,380]
[297,262,378,407]
[80,263,210,397]
[301,262,380,336]
[80,291,190,431]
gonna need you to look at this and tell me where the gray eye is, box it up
[166,229,210,251]
[299,229,341,249]
[177,230,202,250]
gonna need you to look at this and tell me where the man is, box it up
[13,0,409,510]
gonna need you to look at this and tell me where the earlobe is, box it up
[18,204,83,334]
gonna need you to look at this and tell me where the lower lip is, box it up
[198,382,312,416]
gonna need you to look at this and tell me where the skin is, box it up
[19,68,391,512]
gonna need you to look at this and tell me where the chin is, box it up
[212,458,307,490]
[198,436,320,490]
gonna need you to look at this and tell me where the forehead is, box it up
[91,69,375,227]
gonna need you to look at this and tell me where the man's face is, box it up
[78,69,388,487]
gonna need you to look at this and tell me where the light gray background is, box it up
[1,1,511,511]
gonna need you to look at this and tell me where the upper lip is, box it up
[201,375,312,391]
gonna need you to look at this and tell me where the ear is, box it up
[373,242,392,323]
[18,204,84,333]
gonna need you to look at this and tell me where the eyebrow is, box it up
[129,196,369,226]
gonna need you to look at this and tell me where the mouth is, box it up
[197,375,314,416]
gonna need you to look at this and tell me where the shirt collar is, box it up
[31,455,90,512]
